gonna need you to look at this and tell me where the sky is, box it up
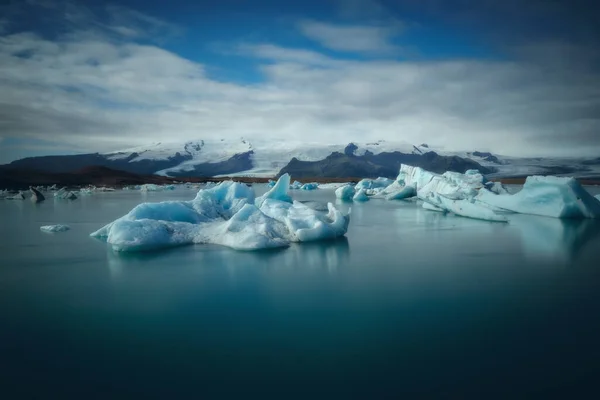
[0,0,599,163]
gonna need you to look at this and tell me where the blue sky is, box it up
[0,0,599,163]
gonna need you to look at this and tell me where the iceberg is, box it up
[91,174,350,252]
[140,184,163,192]
[391,165,507,222]
[318,183,349,190]
[335,184,355,201]
[54,188,78,200]
[595,194,600,201]
[477,176,600,219]
[352,189,369,202]
[355,177,394,190]
[40,224,70,233]
[6,191,25,200]
[301,183,319,190]
[30,187,45,203]
[290,180,303,190]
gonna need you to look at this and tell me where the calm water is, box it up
[2,186,600,398]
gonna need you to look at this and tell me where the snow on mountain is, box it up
[100,137,599,179]
[103,138,425,178]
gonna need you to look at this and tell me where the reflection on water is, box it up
[515,216,600,263]
[107,237,351,280]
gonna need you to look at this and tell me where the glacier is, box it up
[90,174,350,252]
[477,176,600,219]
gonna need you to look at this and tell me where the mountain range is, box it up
[3,138,599,180]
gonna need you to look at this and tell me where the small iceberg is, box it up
[41,224,70,233]
[355,177,394,190]
[301,183,319,191]
[91,174,350,252]
[30,186,45,203]
[6,191,25,200]
[54,188,78,200]
[335,184,355,201]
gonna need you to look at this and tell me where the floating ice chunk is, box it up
[6,191,25,200]
[386,185,416,200]
[91,174,350,252]
[355,177,394,190]
[54,188,77,200]
[318,183,349,190]
[392,164,506,221]
[595,194,600,201]
[353,189,369,202]
[30,187,45,203]
[290,180,302,190]
[267,179,276,188]
[477,176,600,219]
[301,183,319,190]
[335,184,355,200]
[256,173,292,208]
[140,184,161,192]
[40,224,70,233]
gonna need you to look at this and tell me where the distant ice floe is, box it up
[41,224,70,233]
[382,164,600,221]
[91,174,350,252]
[300,183,319,190]
[140,184,176,192]
[5,191,25,200]
[355,177,394,190]
[54,188,78,200]
[335,184,356,201]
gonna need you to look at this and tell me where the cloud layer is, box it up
[0,0,599,163]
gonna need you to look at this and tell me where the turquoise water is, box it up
[2,186,600,398]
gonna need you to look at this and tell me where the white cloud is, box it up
[298,20,402,55]
[237,44,340,66]
[0,4,599,163]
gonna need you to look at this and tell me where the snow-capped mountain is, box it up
[4,137,600,179]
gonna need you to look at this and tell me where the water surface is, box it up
[2,186,600,398]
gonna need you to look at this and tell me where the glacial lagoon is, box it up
[2,185,600,397]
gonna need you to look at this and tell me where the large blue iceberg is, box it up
[91,174,350,252]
